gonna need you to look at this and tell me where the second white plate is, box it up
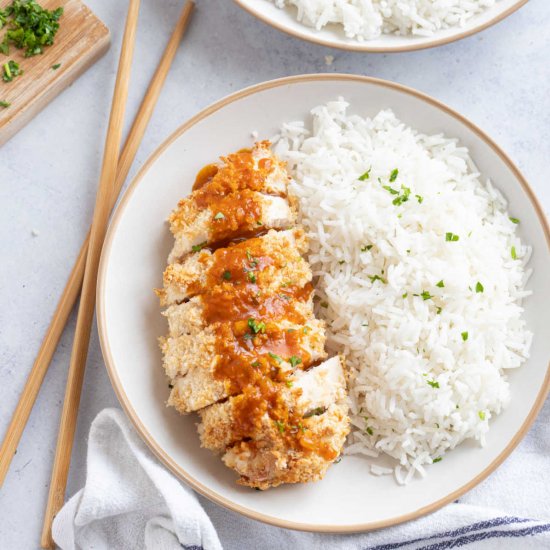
[234,0,528,52]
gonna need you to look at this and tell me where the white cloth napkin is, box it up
[52,409,222,550]
[53,405,550,550]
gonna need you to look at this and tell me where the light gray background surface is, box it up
[0,0,548,548]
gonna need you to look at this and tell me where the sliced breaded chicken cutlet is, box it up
[167,142,294,263]
[162,289,315,337]
[199,357,349,490]
[156,142,350,490]
[223,401,349,490]
[164,318,327,413]
[198,356,347,453]
[158,228,309,306]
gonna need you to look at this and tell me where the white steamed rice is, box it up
[272,98,532,483]
[271,0,499,40]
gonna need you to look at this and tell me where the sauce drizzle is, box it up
[189,147,333,460]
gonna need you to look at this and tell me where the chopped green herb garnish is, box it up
[0,36,8,55]
[383,185,399,195]
[274,420,285,434]
[268,352,283,364]
[0,99,9,107]
[248,318,265,334]
[288,356,302,368]
[445,232,459,242]
[338,260,345,265]
[509,217,520,224]
[213,211,225,220]
[436,306,442,314]
[475,281,484,293]
[511,246,517,260]
[358,167,371,181]
[402,292,408,299]
[366,427,374,436]
[427,379,440,389]
[419,291,433,301]
[320,301,328,308]
[304,407,325,418]
[436,280,445,288]
[285,380,293,388]
[432,457,443,463]
[389,168,398,182]
[191,241,206,253]
[361,244,373,252]
[2,59,21,82]
[251,360,260,367]
[415,194,423,204]
[1,1,64,58]
[392,185,411,206]
[478,411,486,420]
[222,270,231,280]
[256,220,263,226]
[51,63,61,70]
[461,331,469,341]
[368,274,387,284]
[247,272,256,283]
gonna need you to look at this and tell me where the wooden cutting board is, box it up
[0,0,110,146]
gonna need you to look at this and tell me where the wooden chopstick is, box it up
[39,0,142,546]
[0,0,195,491]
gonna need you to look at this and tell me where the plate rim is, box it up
[233,0,529,53]
[97,73,550,533]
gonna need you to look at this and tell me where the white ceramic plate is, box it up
[234,0,528,52]
[97,74,550,532]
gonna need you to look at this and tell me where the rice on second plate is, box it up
[272,99,532,483]
[271,0,500,40]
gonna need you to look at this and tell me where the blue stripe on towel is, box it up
[417,523,550,549]
[369,517,534,550]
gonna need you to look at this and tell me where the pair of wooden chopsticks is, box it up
[0,1,195,547]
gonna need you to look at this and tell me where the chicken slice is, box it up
[198,356,347,453]
[168,190,295,263]
[164,319,327,413]
[193,141,289,199]
[158,228,309,306]
[161,317,326,380]
[222,402,350,490]
[163,290,315,337]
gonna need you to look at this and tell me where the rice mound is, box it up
[272,99,532,483]
[271,0,499,40]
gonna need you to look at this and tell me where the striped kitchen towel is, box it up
[200,500,550,549]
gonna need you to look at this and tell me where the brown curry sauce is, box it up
[186,152,335,461]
